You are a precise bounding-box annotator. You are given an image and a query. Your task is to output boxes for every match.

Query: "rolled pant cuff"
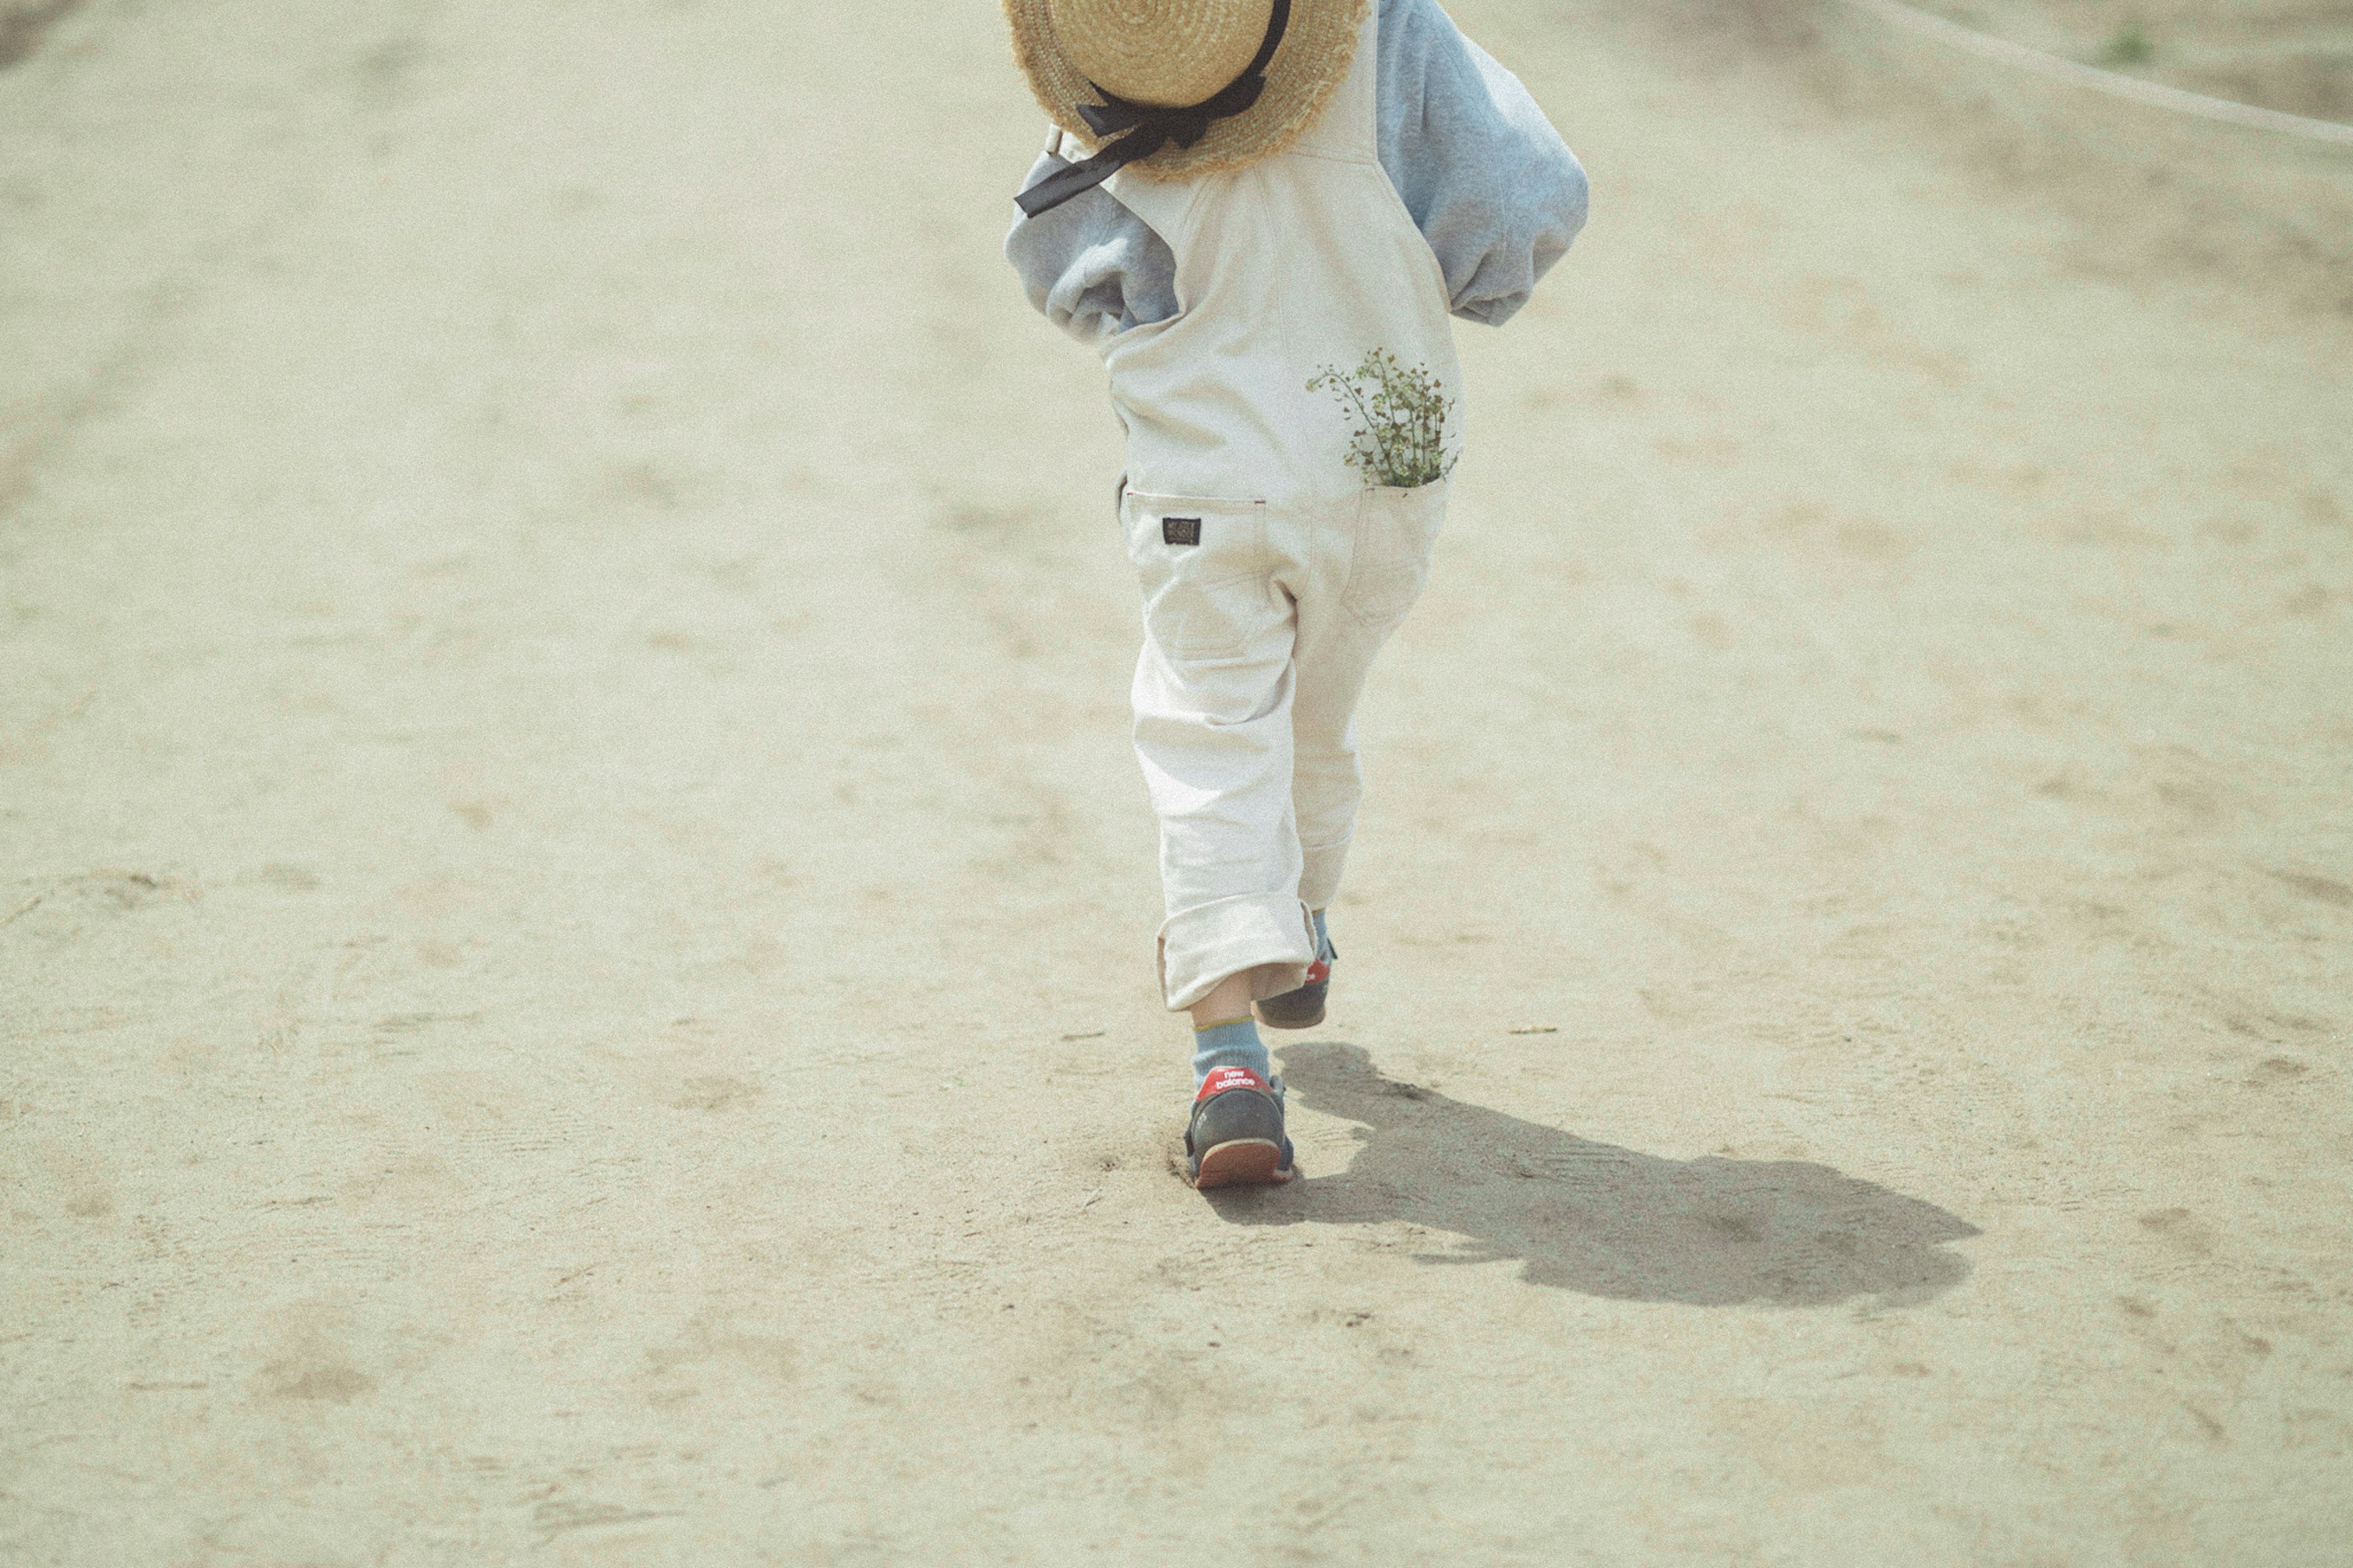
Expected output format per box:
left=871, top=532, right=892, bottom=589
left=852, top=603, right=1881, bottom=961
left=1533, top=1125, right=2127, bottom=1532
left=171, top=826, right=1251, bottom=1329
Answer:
left=1299, top=836, right=1352, bottom=914
left=1158, top=893, right=1317, bottom=1012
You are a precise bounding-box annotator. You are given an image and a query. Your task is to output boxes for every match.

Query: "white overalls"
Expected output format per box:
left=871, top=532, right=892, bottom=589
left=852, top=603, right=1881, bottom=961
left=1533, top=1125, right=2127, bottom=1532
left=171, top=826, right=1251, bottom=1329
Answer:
left=1092, top=5, right=1461, bottom=1012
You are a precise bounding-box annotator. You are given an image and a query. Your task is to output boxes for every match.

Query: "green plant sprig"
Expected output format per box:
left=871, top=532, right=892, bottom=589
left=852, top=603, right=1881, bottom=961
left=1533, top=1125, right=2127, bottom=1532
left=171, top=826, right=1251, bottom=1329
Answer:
left=1307, top=349, right=1458, bottom=489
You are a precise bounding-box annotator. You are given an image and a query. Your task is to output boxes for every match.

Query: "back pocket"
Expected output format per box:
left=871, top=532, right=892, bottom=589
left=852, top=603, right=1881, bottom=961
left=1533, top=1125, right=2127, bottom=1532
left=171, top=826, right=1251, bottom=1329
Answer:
left=1121, top=491, right=1271, bottom=660
left=1341, top=480, right=1448, bottom=629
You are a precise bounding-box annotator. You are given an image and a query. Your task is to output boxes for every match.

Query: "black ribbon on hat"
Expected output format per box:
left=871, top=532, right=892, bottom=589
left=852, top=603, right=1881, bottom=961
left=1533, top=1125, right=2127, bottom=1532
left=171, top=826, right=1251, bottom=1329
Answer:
left=1015, top=0, right=1292, bottom=219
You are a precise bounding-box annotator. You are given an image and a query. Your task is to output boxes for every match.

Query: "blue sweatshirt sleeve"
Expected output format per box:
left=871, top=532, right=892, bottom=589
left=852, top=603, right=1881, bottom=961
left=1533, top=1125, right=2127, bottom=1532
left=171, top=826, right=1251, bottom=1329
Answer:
left=1377, top=0, right=1588, bottom=326
left=1002, top=140, right=1178, bottom=347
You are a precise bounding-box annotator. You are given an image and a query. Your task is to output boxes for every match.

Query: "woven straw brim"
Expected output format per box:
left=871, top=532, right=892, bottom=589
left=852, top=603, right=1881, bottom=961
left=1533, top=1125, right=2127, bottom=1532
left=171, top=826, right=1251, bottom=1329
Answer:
left=1004, top=0, right=1370, bottom=181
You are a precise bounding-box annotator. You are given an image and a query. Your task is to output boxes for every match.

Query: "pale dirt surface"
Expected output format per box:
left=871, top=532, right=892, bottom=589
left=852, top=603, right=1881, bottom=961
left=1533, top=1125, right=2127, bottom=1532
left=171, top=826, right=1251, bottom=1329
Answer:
left=1910, top=0, right=2353, bottom=122
left=3, top=0, right=2350, bottom=1562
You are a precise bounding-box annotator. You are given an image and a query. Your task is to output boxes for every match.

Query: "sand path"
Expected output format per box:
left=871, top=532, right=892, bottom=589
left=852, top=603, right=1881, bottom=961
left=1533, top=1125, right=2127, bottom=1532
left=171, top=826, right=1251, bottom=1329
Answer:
left=4, top=1, right=2349, bottom=1561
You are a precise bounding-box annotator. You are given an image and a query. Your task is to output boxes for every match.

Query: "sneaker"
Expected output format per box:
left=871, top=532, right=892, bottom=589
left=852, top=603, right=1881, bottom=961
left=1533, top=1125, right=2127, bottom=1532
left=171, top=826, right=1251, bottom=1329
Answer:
left=1185, top=1067, right=1295, bottom=1189
left=1254, top=939, right=1335, bottom=1031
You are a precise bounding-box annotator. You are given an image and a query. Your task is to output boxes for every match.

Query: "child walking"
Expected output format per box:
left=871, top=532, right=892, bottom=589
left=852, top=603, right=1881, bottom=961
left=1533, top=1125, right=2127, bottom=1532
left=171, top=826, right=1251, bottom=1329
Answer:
left=1003, top=0, right=1586, bottom=1187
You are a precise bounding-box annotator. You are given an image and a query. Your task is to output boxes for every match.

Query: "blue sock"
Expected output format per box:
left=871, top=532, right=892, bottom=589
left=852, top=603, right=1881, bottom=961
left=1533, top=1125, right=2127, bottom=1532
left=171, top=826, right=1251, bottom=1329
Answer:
left=1311, top=907, right=1331, bottom=960
left=1192, top=1017, right=1270, bottom=1089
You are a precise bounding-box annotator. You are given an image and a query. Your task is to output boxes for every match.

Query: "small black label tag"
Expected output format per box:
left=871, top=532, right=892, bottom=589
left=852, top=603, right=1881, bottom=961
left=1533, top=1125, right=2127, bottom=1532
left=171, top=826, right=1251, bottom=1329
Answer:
left=1163, top=516, right=1202, bottom=547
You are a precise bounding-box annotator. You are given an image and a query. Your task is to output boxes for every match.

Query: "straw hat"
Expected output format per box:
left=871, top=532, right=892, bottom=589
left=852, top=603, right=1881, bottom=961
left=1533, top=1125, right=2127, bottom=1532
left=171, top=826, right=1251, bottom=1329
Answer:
left=1006, top=0, right=1368, bottom=198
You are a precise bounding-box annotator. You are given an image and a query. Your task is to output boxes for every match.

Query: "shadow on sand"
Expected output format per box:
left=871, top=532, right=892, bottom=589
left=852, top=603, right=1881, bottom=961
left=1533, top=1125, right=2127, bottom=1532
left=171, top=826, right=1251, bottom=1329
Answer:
left=1210, top=1043, right=1977, bottom=1308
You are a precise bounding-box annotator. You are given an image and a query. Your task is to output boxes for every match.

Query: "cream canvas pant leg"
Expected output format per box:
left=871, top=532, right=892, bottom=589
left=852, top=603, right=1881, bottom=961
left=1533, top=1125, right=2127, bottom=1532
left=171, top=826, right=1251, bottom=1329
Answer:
left=1122, top=480, right=1447, bottom=1011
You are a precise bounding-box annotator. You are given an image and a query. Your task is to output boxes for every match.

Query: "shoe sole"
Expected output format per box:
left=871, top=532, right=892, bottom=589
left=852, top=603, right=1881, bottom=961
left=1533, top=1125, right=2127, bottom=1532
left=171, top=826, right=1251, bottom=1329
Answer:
left=1254, top=1001, right=1325, bottom=1030
left=1192, top=1138, right=1294, bottom=1190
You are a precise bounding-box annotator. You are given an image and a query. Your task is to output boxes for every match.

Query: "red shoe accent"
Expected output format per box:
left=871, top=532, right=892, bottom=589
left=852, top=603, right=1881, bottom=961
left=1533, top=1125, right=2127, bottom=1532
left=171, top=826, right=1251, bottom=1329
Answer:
left=1195, top=1066, right=1270, bottom=1104
left=1304, top=958, right=1330, bottom=985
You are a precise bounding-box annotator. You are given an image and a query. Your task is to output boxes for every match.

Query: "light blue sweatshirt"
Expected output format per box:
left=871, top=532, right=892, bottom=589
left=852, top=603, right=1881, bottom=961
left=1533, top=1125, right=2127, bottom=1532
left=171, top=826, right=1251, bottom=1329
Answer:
left=1006, top=0, right=1589, bottom=344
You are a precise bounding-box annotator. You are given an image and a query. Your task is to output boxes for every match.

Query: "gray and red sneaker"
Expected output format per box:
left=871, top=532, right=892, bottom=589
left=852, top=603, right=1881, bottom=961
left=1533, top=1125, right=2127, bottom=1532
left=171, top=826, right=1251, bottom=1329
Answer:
left=1185, top=1067, right=1295, bottom=1189
left=1254, top=937, right=1335, bottom=1030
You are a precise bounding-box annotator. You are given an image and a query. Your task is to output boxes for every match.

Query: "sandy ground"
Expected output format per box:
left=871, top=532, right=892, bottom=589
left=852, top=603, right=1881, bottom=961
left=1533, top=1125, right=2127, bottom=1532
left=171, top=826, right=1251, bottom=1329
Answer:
left=3, top=0, right=2350, bottom=1562
left=1914, top=0, right=2353, bottom=122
